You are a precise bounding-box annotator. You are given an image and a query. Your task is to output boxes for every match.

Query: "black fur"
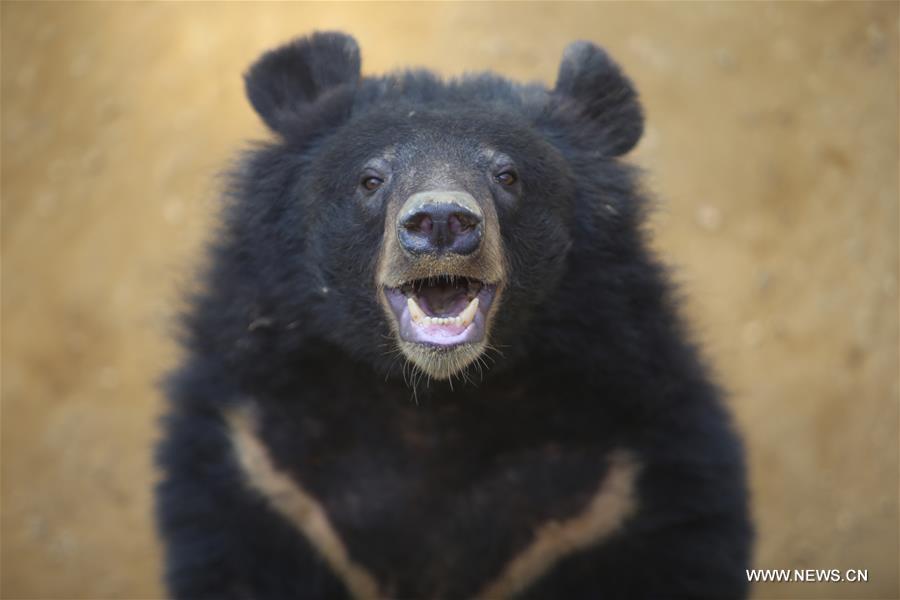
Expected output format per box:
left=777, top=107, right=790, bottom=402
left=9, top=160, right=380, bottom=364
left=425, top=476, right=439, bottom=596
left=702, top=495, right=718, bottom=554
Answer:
left=156, top=32, right=752, bottom=599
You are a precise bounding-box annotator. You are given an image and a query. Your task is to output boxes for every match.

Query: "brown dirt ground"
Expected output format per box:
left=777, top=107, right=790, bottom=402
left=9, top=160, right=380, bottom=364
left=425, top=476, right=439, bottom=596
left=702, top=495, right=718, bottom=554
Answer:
left=2, top=3, right=897, bottom=599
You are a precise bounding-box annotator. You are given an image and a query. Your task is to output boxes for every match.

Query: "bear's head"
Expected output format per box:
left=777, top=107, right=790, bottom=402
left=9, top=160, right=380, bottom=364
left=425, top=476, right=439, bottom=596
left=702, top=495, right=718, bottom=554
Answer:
left=206, top=32, right=645, bottom=384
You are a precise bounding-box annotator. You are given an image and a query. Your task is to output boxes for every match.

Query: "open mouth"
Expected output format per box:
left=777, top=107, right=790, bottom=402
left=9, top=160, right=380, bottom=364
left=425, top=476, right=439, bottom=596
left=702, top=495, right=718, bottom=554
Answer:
left=384, top=277, right=497, bottom=348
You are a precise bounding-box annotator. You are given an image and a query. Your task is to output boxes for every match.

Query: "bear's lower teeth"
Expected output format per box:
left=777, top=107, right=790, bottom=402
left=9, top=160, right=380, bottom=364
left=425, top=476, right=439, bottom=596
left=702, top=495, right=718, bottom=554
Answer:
left=407, top=296, right=479, bottom=328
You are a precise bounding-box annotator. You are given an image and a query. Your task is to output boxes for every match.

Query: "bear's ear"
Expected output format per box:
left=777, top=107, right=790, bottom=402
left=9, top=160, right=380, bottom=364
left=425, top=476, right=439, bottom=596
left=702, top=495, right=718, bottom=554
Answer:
left=553, top=41, right=644, bottom=156
left=244, top=32, right=361, bottom=134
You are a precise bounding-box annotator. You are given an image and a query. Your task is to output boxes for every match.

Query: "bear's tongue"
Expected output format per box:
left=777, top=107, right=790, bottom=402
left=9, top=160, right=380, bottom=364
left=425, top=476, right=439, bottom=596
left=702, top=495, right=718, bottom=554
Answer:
left=415, top=280, right=473, bottom=317
left=384, top=278, right=495, bottom=346
left=403, top=278, right=482, bottom=335
left=406, top=295, right=479, bottom=331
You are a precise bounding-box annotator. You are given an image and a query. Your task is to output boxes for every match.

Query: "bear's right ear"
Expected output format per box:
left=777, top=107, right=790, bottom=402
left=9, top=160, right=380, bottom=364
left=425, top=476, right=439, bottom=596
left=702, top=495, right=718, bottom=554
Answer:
left=553, top=41, right=644, bottom=156
left=244, top=32, right=361, bottom=135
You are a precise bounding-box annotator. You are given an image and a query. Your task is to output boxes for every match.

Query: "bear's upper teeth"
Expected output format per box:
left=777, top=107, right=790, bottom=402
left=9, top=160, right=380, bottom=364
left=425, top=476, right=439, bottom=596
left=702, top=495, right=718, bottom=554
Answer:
left=456, top=296, right=479, bottom=325
left=407, top=296, right=427, bottom=322
left=407, top=296, right=479, bottom=328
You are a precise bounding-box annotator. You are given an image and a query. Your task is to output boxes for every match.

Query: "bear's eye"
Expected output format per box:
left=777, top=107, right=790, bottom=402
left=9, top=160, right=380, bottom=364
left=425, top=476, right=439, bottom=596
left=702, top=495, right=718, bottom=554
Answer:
left=361, top=176, right=384, bottom=192
left=495, top=171, right=518, bottom=186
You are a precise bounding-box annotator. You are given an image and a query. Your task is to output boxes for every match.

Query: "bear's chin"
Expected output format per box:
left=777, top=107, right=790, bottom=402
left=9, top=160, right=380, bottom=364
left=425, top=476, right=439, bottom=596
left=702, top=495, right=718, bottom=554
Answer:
left=396, top=339, right=489, bottom=381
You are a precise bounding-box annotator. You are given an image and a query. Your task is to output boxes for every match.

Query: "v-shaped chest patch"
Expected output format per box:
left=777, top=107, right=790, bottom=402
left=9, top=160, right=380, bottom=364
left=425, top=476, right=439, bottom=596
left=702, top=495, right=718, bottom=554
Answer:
left=227, top=407, right=639, bottom=599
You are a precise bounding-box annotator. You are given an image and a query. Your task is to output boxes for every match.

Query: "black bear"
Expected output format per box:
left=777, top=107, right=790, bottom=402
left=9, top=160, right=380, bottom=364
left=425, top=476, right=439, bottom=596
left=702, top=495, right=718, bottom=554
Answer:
left=156, top=32, right=752, bottom=599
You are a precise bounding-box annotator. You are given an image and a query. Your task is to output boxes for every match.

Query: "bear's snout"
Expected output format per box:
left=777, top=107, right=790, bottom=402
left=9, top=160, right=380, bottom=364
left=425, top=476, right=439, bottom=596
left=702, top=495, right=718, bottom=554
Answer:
left=397, top=191, right=484, bottom=257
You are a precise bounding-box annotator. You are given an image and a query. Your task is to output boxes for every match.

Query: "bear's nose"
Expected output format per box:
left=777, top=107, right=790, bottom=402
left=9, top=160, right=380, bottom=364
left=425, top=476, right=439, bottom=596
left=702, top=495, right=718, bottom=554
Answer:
left=398, top=192, right=484, bottom=256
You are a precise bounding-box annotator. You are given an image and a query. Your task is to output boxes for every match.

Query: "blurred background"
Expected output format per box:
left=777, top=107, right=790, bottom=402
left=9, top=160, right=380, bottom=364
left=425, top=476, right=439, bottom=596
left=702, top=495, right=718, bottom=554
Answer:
left=2, top=2, right=897, bottom=599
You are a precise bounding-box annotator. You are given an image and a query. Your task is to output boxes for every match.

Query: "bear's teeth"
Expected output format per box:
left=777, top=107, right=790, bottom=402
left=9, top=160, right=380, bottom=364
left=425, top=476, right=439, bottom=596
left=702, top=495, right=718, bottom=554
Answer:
left=407, top=296, right=427, bottom=323
left=407, top=296, right=479, bottom=329
left=457, top=297, right=479, bottom=326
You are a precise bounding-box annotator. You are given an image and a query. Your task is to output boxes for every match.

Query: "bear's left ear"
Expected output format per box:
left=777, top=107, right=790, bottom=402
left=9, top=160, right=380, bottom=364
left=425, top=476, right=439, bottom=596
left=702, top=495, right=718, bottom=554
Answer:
left=553, top=41, right=644, bottom=156
left=244, top=32, right=361, bottom=135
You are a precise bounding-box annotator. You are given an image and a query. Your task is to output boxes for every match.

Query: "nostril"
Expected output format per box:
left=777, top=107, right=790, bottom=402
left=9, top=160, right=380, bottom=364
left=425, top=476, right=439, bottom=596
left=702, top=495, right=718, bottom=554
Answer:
left=404, top=213, right=433, bottom=235
left=449, top=212, right=481, bottom=234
